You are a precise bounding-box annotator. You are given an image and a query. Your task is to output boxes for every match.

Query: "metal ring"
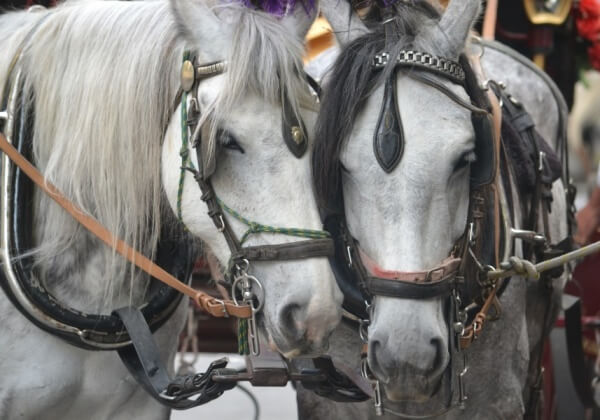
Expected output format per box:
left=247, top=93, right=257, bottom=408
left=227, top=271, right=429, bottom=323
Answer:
left=231, top=274, right=264, bottom=313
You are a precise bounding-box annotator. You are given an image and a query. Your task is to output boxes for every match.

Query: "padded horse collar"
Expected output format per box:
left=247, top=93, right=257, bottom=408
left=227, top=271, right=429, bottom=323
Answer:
left=0, top=39, right=195, bottom=350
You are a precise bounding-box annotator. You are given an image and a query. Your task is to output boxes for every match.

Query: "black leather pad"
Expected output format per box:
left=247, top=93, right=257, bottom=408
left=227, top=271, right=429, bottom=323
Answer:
left=282, top=92, right=308, bottom=158
left=373, top=72, right=404, bottom=173
left=470, top=113, right=496, bottom=188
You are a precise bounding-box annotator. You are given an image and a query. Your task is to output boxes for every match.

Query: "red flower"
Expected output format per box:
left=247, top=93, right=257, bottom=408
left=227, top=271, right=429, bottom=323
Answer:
left=577, top=0, right=600, bottom=41
left=589, top=42, right=600, bottom=71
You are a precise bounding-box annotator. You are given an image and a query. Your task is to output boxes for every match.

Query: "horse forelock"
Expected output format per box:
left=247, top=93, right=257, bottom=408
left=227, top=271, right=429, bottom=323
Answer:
left=203, top=5, right=315, bottom=166
left=313, top=2, right=441, bottom=213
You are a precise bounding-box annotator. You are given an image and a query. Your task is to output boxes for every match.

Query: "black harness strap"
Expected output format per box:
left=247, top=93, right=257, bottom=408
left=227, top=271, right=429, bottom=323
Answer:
left=114, top=307, right=236, bottom=409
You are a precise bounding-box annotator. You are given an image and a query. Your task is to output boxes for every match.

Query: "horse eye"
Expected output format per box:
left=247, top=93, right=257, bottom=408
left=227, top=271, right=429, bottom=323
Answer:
left=220, top=130, right=245, bottom=154
left=454, top=151, right=476, bottom=172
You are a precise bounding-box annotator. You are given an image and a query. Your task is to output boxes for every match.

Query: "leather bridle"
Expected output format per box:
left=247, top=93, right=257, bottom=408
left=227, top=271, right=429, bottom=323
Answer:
left=322, top=48, right=506, bottom=416
left=174, top=53, right=336, bottom=355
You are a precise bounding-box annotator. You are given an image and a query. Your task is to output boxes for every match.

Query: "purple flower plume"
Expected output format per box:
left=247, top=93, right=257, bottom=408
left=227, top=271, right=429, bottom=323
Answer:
left=238, top=0, right=316, bottom=17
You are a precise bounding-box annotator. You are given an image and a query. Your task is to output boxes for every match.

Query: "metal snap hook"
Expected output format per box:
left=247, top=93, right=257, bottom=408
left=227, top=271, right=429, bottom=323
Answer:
left=234, top=258, right=250, bottom=275
left=232, top=273, right=264, bottom=313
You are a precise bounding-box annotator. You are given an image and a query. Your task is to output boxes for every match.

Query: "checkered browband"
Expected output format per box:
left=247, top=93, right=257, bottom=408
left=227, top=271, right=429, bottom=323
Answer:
left=372, top=50, right=465, bottom=84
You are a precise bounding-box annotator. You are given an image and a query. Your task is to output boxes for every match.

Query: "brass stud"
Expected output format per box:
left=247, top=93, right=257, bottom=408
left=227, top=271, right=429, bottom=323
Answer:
left=291, top=126, right=304, bottom=145
left=181, top=60, right=195, bottom=93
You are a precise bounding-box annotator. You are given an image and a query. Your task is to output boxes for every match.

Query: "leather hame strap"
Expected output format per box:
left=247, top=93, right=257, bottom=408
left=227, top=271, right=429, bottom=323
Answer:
left=0, top=131, right=252, bottom=319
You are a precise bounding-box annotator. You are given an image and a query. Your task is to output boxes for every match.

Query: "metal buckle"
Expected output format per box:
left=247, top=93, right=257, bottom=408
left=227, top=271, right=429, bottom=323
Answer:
left=425, top=266, right=445, bottom=282
left=468, top=222, right=477, bottom=246
left=346, top=245, right=353, bottom=267
left=212, top=298, right=228, bottom=318
left=216, top=215, right=226, bottom=233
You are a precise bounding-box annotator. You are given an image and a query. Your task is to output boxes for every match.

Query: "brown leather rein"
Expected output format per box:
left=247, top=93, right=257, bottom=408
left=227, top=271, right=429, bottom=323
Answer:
left=0, top=130, right=252, bottom=319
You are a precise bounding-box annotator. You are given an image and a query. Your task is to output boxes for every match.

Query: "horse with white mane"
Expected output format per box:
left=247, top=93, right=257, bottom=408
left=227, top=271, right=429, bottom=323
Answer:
left=298, top=0, right=571, bottom=418
left=0, top=0, right=344, bottom=418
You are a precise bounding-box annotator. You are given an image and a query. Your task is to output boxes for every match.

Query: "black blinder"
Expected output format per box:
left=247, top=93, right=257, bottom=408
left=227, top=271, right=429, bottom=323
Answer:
left=460, top=54, right=496, bottom=189
left=470, top=113, right=496, bottom=188
left=199, top=123, right=217, bottom=179
left=282, top=92, right=308, bottom=158
left=373, top=72, right=404, bottom=173
left=192, top=123, right=217, bottom=180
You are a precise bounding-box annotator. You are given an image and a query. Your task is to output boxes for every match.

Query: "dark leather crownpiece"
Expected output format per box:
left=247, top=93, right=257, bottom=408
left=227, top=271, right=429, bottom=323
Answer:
left=373, top=72, right=404, bottom=173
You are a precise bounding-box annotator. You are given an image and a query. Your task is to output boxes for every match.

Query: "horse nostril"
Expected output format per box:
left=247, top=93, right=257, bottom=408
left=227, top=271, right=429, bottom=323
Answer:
left=278, top=303, right=305, bottom=339
left=367, top=338, right=390, bottom=383
left=429, top=336, right=448, bottom=380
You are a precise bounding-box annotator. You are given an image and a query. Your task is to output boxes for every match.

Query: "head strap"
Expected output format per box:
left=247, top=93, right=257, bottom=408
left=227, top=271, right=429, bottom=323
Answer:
left=372, top=50, right=466, bottom=83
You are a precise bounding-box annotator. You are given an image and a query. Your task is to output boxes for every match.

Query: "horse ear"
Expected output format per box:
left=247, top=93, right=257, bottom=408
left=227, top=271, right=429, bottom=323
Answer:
left=425, top=0, right=482, bottom=57
left=279, top=0, right=321, bottom=40
left=320, top=0, right=369, bottom=47
left=170, top=0, right=231, bottom=61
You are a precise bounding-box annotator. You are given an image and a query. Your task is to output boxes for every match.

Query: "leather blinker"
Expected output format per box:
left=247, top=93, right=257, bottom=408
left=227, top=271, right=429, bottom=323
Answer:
left=373, top=72, right=404, bottom=173
left=470, top=113, right=495, bottom=188
left=199, top=123, right=217, bottom=179
left=282, top=92, right=308, bottom=158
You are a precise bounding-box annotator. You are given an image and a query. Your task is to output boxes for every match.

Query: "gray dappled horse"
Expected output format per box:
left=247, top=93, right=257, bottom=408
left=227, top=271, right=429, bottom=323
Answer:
left=299, top=0, right=570, bottom=418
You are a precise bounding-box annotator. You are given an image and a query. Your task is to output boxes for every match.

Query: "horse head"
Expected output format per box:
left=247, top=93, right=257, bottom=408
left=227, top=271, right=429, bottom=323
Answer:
left=317, top=0, right=483, bottom=402
left=164, top=0, right=343, bottom=357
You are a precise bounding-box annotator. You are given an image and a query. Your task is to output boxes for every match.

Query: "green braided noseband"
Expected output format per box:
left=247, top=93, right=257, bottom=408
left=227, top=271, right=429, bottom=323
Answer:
left=217, top=198, right=330, bottom=245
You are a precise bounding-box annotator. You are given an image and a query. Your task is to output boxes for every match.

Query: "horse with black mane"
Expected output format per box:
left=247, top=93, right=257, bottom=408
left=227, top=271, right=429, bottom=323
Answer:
left=300, top=0, right=572, bottom=418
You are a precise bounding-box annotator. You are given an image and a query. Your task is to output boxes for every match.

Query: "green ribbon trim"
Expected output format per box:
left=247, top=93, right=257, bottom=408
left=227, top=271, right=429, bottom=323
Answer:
left=238, top=319, right=250, bottom=355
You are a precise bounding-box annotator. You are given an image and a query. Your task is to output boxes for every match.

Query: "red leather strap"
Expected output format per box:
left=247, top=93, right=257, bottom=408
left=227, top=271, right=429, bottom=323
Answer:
left=359, top=249, right=461, bottom=283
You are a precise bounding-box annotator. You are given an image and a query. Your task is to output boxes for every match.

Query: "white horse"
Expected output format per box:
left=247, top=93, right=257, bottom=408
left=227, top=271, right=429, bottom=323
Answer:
left=0, top=1, right=343, bottom=418
left=298, top=0, right=570, bottom=418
